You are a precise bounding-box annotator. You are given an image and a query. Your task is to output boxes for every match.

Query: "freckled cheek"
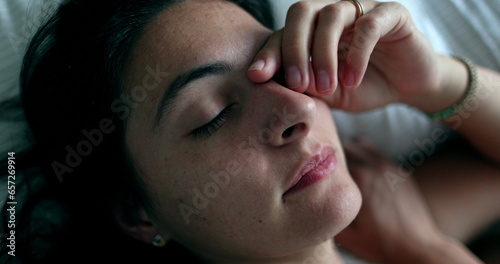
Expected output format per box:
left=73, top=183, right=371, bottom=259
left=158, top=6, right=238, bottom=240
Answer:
left=152, top=155, right=241, bottom=200
left=148, top=131, right=274, bottom=220
left=152, top=161, right=269, bottom=229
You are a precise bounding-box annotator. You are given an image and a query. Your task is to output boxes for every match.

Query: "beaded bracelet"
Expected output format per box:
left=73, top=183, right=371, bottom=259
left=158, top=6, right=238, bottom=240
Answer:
left=425, top=56, right=478, bottom=120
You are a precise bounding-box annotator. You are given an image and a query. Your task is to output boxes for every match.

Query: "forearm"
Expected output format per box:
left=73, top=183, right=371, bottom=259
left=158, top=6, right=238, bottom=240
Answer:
left=386, top=232, right=483, bottom=264
left=410, top=55, right=500, bottom=164
left=445, top=64, right=500, bottom=164
left=413, top=139, right=500, bottom=241
left=406, top=237, right=484, bottom=264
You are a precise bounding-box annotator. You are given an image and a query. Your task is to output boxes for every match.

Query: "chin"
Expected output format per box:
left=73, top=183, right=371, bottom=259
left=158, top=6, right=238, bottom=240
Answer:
left=289, top=168, right=362, bottom=242
left=320, top=171, right=362, bottom=238
left=330, top=176, right=362, bottom=235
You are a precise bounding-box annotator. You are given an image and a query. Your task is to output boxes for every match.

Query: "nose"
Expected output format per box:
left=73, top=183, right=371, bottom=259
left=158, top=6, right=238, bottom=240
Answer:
left=249, top=81, right=316, bottom=147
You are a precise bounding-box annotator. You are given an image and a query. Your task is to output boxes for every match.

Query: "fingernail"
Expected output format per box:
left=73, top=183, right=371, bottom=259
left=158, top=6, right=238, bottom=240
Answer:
left=317, top=71, right=331, bottom=93
left=286, top=66, right=302, bottom=89
left=343, top=70, right=356, bottom=88
left=248, top=59, right=265, bottom=71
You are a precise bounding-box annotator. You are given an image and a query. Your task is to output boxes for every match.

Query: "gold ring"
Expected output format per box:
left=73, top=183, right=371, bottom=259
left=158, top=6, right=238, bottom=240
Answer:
left=342, top=0, right=365, bottom=19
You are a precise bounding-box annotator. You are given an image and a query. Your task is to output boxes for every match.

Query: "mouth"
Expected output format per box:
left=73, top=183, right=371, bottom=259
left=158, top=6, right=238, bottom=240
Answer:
left=283, top=146, right=337, bottom=197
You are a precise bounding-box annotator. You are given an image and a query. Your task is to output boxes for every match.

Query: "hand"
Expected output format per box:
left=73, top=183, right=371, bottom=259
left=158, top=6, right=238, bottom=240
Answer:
left=335, top=141, right=482, bottom=264
left=247, top=0, right=444, bottom=112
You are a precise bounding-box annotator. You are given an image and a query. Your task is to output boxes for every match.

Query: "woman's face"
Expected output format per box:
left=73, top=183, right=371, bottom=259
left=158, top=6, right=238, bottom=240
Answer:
left=125, top=0, right=361, bottom=261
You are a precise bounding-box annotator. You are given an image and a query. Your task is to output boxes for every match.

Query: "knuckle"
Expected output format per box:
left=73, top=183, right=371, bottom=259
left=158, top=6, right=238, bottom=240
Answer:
left=320, top=4, right=344, bottom=19
left=281, top=41, right=304, bottom=54
left=381, top=1, right=411, bottom=17
left=351, top=17, right=379, bottom=50
left=382, top=1, right=405, bottom=11
left=359, top=16, right=380, bottom=35
left=288, top=1, right=315, bottom=17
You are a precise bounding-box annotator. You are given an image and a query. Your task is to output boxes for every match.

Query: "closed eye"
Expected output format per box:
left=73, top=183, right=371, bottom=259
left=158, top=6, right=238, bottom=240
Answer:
left=191, top=105, right=233, bottom=139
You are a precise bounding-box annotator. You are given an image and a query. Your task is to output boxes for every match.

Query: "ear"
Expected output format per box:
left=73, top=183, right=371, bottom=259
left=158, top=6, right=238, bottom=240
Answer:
left=114, top=205, right=169, bottom=245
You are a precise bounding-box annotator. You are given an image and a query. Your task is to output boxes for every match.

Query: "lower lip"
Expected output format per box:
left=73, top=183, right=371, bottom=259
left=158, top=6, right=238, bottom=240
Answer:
left=284, top=154, right=337, bottom=196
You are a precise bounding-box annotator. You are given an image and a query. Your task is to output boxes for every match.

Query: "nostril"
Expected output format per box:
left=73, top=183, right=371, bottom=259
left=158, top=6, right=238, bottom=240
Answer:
left=282, top=123, right=305, bottom=138
left=282, top=126, right=295, bottom=138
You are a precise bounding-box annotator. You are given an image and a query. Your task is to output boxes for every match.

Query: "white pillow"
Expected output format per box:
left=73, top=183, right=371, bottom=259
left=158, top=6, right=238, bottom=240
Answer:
left=0, top=0, right=60, bottom=153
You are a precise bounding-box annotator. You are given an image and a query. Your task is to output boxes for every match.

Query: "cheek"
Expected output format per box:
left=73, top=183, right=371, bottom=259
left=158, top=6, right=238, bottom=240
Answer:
left=146, top=142, right=271, bottom=224
left=148, top=151, right=281, bottom=256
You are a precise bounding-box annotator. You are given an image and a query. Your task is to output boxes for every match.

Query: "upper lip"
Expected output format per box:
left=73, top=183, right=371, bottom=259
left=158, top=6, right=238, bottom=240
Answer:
left=284, top=145, right=335, bottom=195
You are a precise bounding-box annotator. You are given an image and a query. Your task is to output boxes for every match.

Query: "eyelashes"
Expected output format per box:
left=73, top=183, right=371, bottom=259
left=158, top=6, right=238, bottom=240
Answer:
left=191, top=104, right=233, bottom=139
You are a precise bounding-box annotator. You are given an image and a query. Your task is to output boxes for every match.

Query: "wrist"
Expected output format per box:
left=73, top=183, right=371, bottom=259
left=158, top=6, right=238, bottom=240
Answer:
left=404, top=55, right=469, bottom=114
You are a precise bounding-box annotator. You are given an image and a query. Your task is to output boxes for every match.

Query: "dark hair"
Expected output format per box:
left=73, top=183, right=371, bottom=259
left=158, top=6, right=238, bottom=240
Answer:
left=1, top=0, right=274, bottom=263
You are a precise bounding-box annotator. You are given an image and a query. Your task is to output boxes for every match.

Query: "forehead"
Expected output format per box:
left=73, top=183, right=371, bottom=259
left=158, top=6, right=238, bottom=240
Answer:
left=128, top=0, right=261, bottom=77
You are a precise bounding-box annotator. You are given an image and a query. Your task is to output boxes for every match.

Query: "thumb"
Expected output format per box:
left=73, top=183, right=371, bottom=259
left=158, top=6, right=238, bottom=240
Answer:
left=247, top=30, right=282, bottom=83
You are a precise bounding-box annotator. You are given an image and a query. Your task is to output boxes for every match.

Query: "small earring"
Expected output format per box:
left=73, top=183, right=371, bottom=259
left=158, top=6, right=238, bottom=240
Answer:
left=152, top=234, right=166, bottom=247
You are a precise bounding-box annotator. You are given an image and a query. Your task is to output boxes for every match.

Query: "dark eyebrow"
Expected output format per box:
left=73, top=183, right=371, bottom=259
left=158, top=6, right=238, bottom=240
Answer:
left=153, top=62, right=234, bottom=128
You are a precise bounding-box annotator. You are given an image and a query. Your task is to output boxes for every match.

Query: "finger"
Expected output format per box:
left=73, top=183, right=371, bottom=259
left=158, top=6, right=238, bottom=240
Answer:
left=310, top=1, right=358, bottom=95
left=247, top=30, right=283, bottom=83
left=281, top=1, right=320, bottom=92
left=309, top=61, right=346, bottom=108
left=343, top=1, right=411, bottom=89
